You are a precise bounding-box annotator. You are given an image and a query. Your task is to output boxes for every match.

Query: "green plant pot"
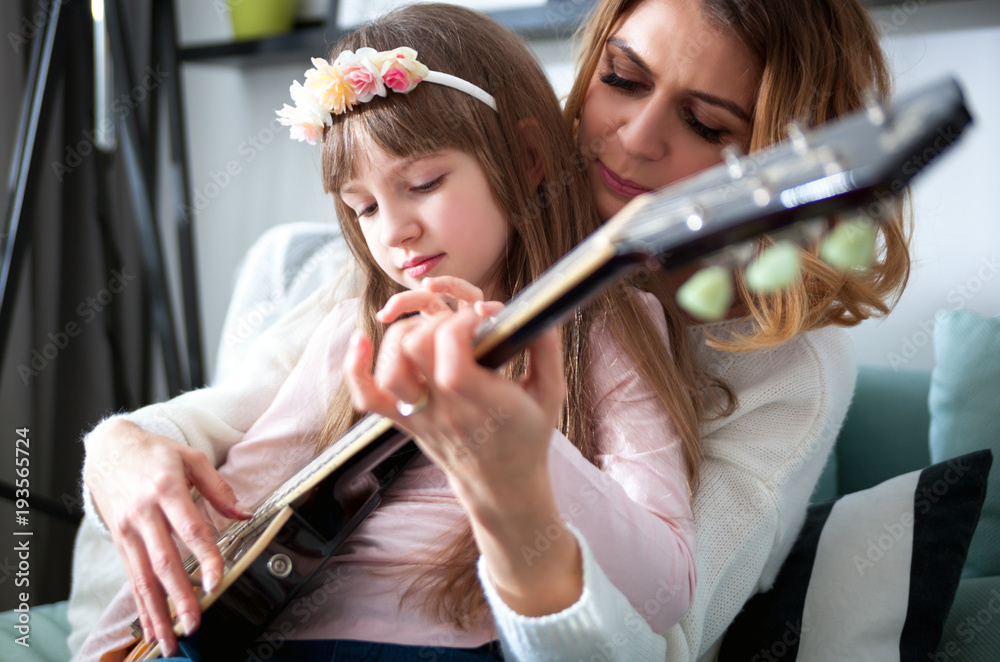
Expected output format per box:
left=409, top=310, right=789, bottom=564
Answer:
left=229, top=0, right=299, bottom=41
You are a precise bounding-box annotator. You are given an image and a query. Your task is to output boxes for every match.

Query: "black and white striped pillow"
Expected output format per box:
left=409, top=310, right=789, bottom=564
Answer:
left=719, top=449, right=992, bottom=662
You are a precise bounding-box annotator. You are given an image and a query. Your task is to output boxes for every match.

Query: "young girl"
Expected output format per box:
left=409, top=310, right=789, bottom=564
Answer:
left=78, top=4, right=699, bottom=660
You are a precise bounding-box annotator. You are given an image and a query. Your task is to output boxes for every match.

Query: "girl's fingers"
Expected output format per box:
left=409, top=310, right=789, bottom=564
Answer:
left=377, top=289, right=451, bottom=324
left=420, top=276, right=485, bottom=308
left=377, top=276, right=487, bottom=323
left=474, top=300, right=505, bottom=317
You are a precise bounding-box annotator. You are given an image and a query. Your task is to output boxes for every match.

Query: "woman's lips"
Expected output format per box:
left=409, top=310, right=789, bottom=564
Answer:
left=598, top=162, right=652, bottom=197
left=403, top=254, right=444, bottom=278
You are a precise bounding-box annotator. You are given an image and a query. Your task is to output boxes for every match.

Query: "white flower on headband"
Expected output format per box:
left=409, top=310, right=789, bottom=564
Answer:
left=275, top=80, right=330, bottom=145
left=277, top=46, right=497, bottom=144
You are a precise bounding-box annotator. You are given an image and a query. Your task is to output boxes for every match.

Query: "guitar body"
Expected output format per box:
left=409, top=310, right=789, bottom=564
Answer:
left=125, top=439, right=420, bottom=662
left=119, top=76, right=972, bottom=660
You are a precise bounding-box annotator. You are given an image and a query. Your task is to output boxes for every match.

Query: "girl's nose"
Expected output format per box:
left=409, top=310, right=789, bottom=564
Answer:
left=379, top=204, right=421, bottom=247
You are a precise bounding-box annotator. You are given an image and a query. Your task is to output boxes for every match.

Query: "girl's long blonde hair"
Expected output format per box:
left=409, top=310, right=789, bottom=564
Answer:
left=314, top=3, right=705, bottom=630
left=565, top=0, right=912, bottom=351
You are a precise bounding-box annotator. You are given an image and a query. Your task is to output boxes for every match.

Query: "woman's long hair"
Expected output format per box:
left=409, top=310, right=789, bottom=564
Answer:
left=315, top=3, right=703, bottom=630
left=565, top=0, right=911, bottom=351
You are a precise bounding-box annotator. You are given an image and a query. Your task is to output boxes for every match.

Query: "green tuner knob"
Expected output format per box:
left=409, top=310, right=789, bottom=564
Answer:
left=745, top=241, right=802, bottom=293
left=820, top=218, right=877, bottom=271
left=677, top=266, right=734, bottom=322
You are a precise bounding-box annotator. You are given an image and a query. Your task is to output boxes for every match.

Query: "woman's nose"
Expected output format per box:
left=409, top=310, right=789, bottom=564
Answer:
left=617, top=98, right=670, bottom=162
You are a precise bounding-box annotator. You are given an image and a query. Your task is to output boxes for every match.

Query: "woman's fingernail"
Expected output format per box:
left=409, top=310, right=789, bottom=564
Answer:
left=202, top=570, right=220, bottom=594
left=160, top=639, right=175, bottom=657
left=234, top=501, right=254, bottom=518
left=180, top=613, right=197, bottom=636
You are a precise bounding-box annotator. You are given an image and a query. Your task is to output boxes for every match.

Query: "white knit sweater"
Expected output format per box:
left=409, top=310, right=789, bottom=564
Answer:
left=74, top=294, right=854, bottom=661
left=482, top=323, right=856, bottom=661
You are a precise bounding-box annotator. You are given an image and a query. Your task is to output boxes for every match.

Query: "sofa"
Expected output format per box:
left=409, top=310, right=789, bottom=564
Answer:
left=3, top=225, right=996, bottom=660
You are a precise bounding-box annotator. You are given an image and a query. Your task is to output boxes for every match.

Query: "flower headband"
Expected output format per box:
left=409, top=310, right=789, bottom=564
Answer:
left=276, top=46, right=498, bottom=145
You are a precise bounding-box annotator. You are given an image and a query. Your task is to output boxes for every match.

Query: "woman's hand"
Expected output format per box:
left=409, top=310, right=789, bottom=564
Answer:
left=83, top=419, right=251, bottom=656
left=345, top=277, right=583, bottom=615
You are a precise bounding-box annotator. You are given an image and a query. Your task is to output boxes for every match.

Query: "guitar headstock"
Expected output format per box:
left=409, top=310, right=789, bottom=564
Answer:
left=607, top=76, right=972, bottom=319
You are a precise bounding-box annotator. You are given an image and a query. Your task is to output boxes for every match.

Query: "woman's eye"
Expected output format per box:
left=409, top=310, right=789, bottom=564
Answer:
left=413, top=175, right=445, bottom=193
left=683, top=111, right=725, bottom=145
left=599, top=70, right=642, bottom=94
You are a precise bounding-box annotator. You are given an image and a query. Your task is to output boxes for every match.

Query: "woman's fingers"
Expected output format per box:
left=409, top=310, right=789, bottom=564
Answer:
left=345, top=332, right=404, bottom=415
left=522, top=327, right=565, bottom=418
left=127, top=520, right=186, bottom=655
left=184, top=448, right=253, bottom=523
left=373, top=317, right=434, bottom=408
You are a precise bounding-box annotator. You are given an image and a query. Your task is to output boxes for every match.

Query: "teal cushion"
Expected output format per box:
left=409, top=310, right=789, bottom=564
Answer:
left=935, top=575, right=1000, bottom=661
left=0, top=601, right=71, bottom=662
left=929, top=309, right=1000, bottom=578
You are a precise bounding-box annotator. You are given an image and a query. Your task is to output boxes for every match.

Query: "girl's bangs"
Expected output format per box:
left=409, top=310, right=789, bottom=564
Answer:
left=325, top=85, right=488, bottom=194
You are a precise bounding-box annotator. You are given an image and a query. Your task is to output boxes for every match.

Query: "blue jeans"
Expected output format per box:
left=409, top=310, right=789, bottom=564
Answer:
left=159, top=638, right=504, bottom=661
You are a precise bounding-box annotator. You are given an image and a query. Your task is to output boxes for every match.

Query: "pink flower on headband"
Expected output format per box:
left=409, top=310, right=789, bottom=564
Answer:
left=376, top=47, right=429, bottom=93
left=304, top=56, right=358, bottom=115
left=334, top=48, right=386, bottom=103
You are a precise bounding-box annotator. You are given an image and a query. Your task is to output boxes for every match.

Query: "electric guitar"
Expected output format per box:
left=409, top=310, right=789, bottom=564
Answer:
left=122, top=76, right=972, bottom=661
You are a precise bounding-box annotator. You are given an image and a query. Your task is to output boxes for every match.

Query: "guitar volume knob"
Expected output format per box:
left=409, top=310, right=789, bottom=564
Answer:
left=267, top=553, right=293, bottom=579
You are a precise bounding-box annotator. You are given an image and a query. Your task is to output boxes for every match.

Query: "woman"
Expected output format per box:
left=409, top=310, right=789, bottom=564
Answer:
left=77, top=0, right=909, bottom=659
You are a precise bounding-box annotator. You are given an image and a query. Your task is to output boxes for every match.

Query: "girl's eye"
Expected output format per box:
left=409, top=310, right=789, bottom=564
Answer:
left=683, top=110, right=725, bottom=145
left=357, top=202, right=378, bottom=218
left=413, top=175, right=445, bottom=193
left=599, top=70, right=642, bottom=95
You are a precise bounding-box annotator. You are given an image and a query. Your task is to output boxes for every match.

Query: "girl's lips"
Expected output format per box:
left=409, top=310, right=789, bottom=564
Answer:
left=598, top=162, right=652, bottom=197
left=403, top=254, right=444, bottom=278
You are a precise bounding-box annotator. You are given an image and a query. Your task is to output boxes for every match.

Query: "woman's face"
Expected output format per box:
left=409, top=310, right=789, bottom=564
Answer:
left=578, top=0, right=760, bottom=220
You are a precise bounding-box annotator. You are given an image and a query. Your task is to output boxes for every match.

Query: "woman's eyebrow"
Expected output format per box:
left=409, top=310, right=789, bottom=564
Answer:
left=689, top=90, right=751, bottom=123
left=607, top=37, right=653, bottom=76
left=605, top=37, right=751, bottom=123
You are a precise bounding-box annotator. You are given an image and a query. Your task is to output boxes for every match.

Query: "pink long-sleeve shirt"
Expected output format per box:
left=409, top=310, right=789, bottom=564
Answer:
left=80, top=292, right=694, bottom=659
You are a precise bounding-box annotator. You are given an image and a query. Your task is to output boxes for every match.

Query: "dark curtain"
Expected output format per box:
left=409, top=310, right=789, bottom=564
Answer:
left=1, top=0, right=168, bottom=609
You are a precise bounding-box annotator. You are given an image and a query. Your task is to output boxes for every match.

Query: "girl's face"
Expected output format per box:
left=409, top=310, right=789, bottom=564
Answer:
left=340, top=147, right=509, bottom=297
left=578, top=0, right=759, bottom=220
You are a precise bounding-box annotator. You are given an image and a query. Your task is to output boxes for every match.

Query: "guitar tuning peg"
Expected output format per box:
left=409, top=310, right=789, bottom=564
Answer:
left=721, top=144, right=744, bottom=180
left=785, top=122, right=810, bottom=157
left=862, top=88, right=888, bottom=126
